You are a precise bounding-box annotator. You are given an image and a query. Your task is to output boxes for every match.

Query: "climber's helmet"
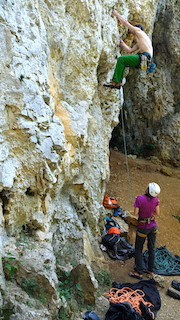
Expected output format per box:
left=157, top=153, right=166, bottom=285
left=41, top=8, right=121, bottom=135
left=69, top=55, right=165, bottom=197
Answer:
left=148, top=182, right=161, bottom=197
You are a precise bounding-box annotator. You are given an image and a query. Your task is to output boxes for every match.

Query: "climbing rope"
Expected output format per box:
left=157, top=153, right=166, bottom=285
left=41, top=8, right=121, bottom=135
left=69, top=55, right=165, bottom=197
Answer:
left=143, top=246, right=180, bottom=274
left=103, top=287, right=155, bottom=319
left=120, top=91, right=133, bottom=203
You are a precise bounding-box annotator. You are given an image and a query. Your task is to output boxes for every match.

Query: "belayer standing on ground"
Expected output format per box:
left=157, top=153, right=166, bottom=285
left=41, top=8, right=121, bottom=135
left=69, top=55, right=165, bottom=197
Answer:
left=104, top=9, right=153, bottom=89
left=129, top=182, right=161, bottom=280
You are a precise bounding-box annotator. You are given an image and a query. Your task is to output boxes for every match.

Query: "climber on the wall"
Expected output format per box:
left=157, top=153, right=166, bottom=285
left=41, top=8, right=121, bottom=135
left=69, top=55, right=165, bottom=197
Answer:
left=103, top=9, right=153, bottom=89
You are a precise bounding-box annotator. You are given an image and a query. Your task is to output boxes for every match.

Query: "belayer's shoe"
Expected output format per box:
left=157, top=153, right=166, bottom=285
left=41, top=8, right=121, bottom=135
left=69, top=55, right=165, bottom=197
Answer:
left=143, top=269, right=154, bottom=275
left=167, top=286, right=180, bottom=300
left=171, top=280, right=180, bottom=291
left=128, top=272, right=143, bottom=280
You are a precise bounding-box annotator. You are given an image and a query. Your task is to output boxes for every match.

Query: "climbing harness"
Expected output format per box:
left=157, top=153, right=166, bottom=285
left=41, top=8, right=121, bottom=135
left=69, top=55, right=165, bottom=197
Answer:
left=120, top=92, right=133, bottom=203
left=103, top=287, right=155, bottom=319
left=138, top=216, right=155, bottom=224
left=138, top=52, right=156, bottom=76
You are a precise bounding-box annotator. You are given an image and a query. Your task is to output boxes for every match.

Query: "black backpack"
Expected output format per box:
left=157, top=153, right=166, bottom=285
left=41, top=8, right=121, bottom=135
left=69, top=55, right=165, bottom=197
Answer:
left=102, top=217, right=134, bottom=260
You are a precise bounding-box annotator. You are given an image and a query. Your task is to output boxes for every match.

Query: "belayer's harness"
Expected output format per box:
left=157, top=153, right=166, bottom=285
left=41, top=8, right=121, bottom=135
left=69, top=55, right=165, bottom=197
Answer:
left=138, top=215, right=155, bottom=224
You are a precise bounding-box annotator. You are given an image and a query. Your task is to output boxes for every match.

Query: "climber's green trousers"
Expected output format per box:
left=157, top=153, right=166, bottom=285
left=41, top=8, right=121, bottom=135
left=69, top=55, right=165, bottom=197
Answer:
left=112, top=54, right=140, bottom=83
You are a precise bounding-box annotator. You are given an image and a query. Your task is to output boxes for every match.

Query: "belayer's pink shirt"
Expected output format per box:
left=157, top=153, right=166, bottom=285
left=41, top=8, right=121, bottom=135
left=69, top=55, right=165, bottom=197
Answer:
left=134, top=194, right=159, bottom=229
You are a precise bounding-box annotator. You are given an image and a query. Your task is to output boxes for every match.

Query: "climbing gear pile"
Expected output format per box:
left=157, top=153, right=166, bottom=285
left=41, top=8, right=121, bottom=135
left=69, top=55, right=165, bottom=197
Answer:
left=105, top=279, right=161, bottom=320
left=102, top=217, right=135, bottom=260
left=103, top=195, right=119, bottom=210
left=104, top=287, right=155, bottom=318
left=104, top=216, right=121, bottom=232
left=102, top=217, right=121, bottom=250
left=103, top=196, right=127, bottom=218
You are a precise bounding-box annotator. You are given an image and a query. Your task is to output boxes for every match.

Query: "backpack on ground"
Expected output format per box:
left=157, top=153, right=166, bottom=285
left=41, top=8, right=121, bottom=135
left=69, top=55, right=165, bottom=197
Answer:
left=102, top=217, right=134, bottom=261
left=103, top=195, right=120, bottom=209
left=104, top=216, right=121, bottom=233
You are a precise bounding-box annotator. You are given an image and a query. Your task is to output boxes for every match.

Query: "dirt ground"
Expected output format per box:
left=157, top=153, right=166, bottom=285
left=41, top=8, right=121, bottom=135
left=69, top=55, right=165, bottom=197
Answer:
left=94, top=150, right=180, bottom=320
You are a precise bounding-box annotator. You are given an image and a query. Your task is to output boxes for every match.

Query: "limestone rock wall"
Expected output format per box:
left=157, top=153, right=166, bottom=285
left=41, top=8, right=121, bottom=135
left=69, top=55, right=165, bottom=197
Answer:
left=112, top=0, right=180, bottom=166
left=0, top=0, right=175, bottom=318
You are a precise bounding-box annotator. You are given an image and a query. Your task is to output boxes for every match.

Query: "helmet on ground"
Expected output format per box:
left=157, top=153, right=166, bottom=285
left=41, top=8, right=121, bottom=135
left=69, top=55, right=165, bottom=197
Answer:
left=148, top=182, right=161, bottom=197
left=107, top=226, right=121, bottom=235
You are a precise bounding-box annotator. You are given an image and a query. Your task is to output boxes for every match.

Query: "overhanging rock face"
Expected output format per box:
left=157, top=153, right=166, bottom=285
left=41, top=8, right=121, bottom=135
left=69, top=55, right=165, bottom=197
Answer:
left=0, top=0, right=177, bottom=318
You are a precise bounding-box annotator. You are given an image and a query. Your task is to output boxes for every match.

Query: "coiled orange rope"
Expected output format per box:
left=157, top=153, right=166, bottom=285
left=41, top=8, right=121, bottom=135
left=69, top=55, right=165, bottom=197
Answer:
left=103, top=287, right=155, bottom=319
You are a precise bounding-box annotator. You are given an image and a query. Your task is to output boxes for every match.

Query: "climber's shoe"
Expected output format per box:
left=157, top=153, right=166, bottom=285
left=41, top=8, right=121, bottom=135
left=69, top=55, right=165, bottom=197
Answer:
left=103, top=82, right=122, bottom=89
left=143, top=269, right=154, bottom=275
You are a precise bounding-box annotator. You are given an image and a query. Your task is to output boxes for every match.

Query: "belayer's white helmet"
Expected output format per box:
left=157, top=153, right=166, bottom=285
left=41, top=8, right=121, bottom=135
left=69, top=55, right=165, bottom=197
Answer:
left=148, top=182, right=161, bottom=197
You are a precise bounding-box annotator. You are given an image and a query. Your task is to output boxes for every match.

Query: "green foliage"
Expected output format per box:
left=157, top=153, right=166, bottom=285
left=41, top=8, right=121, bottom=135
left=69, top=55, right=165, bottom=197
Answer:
left=57, top=271, right=83, bottom=301
left=25, top=299, right=33, bottom=308
left=22, top=280, right=47, bottom=305
left=21, top=224, right=31, bottom=238
left=2, top=253, right=18, bottom=280
left=145, top=143, right=157, bottom=150
left=57, top=272, right=74, bottom=300
left=21, top=279, right=37, bottom=295
left=19, top=74, right=24, bottom=82
left=133, top=143, right=157, bottom=157
left=5, top=263, right=17, bottom=278
left=94, top=270, right=111, bottom=286
left=172, top=214, right=180, bottom=221
left=55, top=268, right=109, bottom=318
left=0, top=307, right=14, bottom=319
left=39, top=295, right=47, bottom=304
left=133, top=145, right=141, bottom=155
left=15, top=225, right=36, bottom=251
left=76, top=283, right=83, bottom=296
left=70, top=261, right=77, bottom=267
left=56, top=308, right=71, bottom=320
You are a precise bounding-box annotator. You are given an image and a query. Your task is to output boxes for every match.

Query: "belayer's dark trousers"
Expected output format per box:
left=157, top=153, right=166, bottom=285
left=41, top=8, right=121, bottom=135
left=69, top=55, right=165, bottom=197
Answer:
left=135, top=226, right=157, bottom=275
